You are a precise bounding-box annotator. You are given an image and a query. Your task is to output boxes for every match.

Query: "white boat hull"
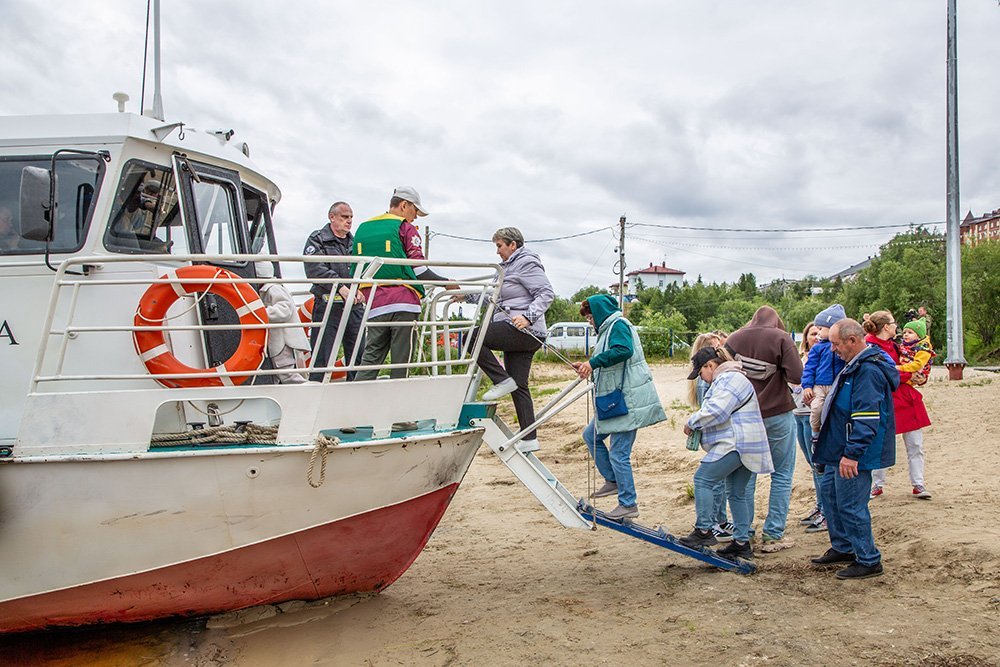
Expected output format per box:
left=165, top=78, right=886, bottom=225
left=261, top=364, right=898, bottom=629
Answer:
left=0, top=430, right=482, bottom=632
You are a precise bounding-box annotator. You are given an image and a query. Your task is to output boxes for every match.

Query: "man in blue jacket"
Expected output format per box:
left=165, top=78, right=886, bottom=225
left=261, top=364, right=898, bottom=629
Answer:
left=811, top=318, right=899, bottom=579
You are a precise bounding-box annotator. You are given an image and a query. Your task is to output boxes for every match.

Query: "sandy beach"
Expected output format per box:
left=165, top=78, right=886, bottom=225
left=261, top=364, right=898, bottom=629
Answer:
left=5, top=362, right=1000, bottom=666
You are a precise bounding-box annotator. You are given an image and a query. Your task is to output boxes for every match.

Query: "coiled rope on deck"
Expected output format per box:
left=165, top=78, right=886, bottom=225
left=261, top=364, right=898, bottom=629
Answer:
left=150, top=423, right=279, bottom=446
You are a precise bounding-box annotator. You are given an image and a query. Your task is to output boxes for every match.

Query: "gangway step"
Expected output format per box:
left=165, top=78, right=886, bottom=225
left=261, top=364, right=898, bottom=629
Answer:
left=577, top=501, right=756, bottom=575
left=473, top=416, right=592, bottom=529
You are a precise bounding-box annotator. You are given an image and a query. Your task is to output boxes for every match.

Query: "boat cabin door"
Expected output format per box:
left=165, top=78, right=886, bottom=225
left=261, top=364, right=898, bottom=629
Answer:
left=173, top=156, right=276, bottom=382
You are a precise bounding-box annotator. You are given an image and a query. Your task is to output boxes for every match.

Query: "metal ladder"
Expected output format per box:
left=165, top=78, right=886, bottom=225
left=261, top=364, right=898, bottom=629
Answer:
left=577, top=502, right=756, bottom=575
left=472, top=378, right=755, bottom=574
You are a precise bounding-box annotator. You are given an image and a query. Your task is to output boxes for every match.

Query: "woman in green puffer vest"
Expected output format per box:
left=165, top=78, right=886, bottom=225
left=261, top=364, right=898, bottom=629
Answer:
left=572, top=294, right=666, bottom=520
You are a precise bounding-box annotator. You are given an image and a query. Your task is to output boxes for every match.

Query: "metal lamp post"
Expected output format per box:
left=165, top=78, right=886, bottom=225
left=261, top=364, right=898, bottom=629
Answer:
left=944, top=0, right=967, bottom=379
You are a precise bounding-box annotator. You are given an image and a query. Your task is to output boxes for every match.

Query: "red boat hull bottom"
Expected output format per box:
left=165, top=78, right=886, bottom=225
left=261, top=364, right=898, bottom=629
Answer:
left=0, top=483, right=459, bottom=633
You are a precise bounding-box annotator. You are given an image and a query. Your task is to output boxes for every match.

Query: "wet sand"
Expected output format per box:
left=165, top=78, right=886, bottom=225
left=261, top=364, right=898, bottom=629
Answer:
left=3, top=363, right=999, bottom=666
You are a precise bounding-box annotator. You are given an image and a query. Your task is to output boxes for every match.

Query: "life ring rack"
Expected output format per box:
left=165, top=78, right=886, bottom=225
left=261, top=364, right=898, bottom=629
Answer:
left=133, top=265, right=268, bottom=388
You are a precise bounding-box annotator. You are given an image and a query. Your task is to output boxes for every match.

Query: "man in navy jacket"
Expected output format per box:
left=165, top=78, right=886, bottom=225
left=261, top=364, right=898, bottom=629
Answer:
left=811, top=318, right=899, bottom=579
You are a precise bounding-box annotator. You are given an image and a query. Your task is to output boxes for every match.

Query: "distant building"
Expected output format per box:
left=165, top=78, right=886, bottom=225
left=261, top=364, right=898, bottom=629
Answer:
left=828, top=257, right=873, bottom=282
left=759, top=277, right=826, bottom=295
left=961, top=209, right=1000, bottom=245
left=625, top=262, right=685, bottom=294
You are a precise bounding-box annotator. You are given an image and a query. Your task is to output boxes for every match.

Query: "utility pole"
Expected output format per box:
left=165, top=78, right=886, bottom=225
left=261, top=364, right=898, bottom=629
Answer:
left=944, top=0, right=966, bottom=380
left=617, top=215, right=626, bottom=310
left=423, top=225, right=430, bottom=258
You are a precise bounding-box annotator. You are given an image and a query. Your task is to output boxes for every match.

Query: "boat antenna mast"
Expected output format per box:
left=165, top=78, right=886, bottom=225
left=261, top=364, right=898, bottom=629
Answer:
left=140, top=0, right=165, bottom=120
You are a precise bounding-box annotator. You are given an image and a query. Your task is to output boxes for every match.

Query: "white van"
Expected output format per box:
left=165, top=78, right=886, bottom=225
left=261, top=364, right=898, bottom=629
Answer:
left=545, top=321, right=597, bottom=353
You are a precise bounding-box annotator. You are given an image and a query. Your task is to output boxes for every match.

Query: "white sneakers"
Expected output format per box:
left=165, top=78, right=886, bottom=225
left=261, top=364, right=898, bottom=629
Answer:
left=482, top=377, right=518, bottom=401
left=482, top=378, right=535, bottom=452
left=516, top=438, right=540, bottom=453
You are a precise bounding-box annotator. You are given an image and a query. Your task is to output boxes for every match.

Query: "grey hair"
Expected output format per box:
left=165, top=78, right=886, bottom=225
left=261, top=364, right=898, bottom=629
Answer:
left=492, top=227, right=524, bottom=248
left=833, top=318, right=865, bottom=341
left=328, top=201, right=350, bottom=217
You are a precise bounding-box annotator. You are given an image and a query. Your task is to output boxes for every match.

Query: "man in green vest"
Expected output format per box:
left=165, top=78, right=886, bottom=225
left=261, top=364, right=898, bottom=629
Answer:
left=352, top=186, right=454, bottom=381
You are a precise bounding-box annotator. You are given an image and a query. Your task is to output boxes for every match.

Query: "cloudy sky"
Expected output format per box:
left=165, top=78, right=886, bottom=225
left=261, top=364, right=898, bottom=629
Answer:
left=3, top=1, right=999, bottom=296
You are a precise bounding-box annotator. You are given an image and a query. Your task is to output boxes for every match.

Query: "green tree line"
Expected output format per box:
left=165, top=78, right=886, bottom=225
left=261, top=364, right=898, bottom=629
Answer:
left=552, top=230, right=1000, bottom=362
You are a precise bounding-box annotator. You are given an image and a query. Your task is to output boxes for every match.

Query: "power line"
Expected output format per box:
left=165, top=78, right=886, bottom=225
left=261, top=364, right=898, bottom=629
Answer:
left=571, top=235, right=615, bottom=295
left=430, top=226, right=614, bottom=243
left=629, top=235, right=819, bottom=273
left=430, top=222, right=944, bottom=245
left=629, top=221, right=944, bottom=233
left=627, top=236, right=945, bottom=252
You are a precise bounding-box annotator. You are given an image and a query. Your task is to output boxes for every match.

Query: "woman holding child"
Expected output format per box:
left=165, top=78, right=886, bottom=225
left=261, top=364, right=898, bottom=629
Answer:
left=679, top=346, right=774, bottom=560
left=863, top=311, right=934, bottom=499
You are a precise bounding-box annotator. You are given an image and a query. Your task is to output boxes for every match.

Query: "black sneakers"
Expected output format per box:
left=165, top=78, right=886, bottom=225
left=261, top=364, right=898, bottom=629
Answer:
left=810, top=548, right=856, bottom=566
left=678, top=528, right=718, bottom=549
left=799, top=507, right=821, bottom=525
left=836, top=562, right=884, bottom=580
left=716, top=540, right=753, bottom=560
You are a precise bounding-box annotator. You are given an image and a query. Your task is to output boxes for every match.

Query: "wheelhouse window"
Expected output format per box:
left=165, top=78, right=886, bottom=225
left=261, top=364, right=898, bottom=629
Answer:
left=193, top=180, right=240, bottom=256
left=0, top=155, right=104, bottom=255
left=173, top=159, right=248, bottom=264
left=105, top=160, right=186, bottom=254
left=244, top=186, right=274, bottom=255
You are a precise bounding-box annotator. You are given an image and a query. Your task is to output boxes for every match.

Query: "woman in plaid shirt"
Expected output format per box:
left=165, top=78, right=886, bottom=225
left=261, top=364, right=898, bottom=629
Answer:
left=680, top=347, right=774, bottom=560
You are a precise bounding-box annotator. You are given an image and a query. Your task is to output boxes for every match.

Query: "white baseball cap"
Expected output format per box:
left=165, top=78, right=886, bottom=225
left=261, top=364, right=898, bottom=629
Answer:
left=393, top=186, right=428, bottom=217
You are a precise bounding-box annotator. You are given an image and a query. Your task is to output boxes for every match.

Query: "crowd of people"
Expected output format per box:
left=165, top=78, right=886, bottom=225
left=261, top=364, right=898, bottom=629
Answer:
left=673, top=304, right=935, bottom=579
left=270, top=191, right=935, bottom=579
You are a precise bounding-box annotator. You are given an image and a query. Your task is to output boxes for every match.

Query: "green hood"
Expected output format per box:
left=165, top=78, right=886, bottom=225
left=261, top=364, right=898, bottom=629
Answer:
left=587, top=294, right=620, bottom=330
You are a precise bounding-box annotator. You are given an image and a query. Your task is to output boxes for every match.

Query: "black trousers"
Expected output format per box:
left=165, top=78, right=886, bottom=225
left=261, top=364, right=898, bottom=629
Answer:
left=310, top=297, right=365, bottom=382
left=475, top=321, right=543, bottom=440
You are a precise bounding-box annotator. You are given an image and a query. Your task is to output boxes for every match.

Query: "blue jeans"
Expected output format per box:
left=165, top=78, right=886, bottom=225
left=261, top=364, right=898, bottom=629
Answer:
left=583, top=419, right=637, bottom=507
left=711, top=480, right=729, bottom=525
left=746, top=411, right=796, bottom=539
left=794, top=413, right=823, bottom=513
left=693, top=451, right=753, bottom=543
left=818, top=466, right=881, bottom=566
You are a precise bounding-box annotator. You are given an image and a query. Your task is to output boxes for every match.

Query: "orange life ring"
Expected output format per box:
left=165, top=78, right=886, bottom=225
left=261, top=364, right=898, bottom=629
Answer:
left=297, top=295, right=347, bottom=381
left=133, top=266, right=268, bottom=388
left=298, top=296, right=314, bottom=338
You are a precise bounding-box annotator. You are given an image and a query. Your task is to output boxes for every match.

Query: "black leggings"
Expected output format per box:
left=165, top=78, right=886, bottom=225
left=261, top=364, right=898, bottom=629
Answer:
left=475, top=321, right=543, bottom=440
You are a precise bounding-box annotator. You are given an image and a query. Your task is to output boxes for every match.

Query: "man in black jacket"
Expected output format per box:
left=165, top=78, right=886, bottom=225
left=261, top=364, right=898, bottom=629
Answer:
left=304, top=201, right=365, bottom=381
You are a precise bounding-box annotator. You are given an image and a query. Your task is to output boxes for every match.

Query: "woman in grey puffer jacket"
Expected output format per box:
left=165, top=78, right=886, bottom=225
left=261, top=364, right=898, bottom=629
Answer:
left=474, top=227, right=554, bottom=452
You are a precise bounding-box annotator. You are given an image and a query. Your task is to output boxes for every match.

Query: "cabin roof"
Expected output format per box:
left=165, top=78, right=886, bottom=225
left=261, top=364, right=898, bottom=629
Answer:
left=0, top=113, right=280, bottom=202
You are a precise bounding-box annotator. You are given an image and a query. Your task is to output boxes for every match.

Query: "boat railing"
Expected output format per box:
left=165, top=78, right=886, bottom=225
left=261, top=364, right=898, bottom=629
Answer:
left=29, top=253, right=503, bottom=390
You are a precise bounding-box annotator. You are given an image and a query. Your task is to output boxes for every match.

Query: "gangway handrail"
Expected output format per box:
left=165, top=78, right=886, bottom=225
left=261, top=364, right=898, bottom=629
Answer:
left=494, top=378, right=593, bottom=452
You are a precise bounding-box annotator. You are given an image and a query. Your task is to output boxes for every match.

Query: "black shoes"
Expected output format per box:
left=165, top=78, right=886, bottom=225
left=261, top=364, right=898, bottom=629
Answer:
left=678, top=528, right=718, bottom=549
left=716, top=540, right=753, bottom=560
left=811, top=549, right=883, bottom=578
left=811, top=548, right=856, bottom=566
left=836, top=562, right=884, bottom=580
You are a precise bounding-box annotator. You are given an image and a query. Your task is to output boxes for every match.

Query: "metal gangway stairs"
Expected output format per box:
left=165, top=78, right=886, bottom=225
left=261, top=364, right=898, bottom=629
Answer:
left=471, top=378, right=756, bottom=575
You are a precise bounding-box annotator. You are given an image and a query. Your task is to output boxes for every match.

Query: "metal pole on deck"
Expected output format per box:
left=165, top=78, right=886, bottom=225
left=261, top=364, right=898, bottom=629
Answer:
left=151, top=0, right=164, bottom=121
left=944, top=0, right=966, bottom=379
